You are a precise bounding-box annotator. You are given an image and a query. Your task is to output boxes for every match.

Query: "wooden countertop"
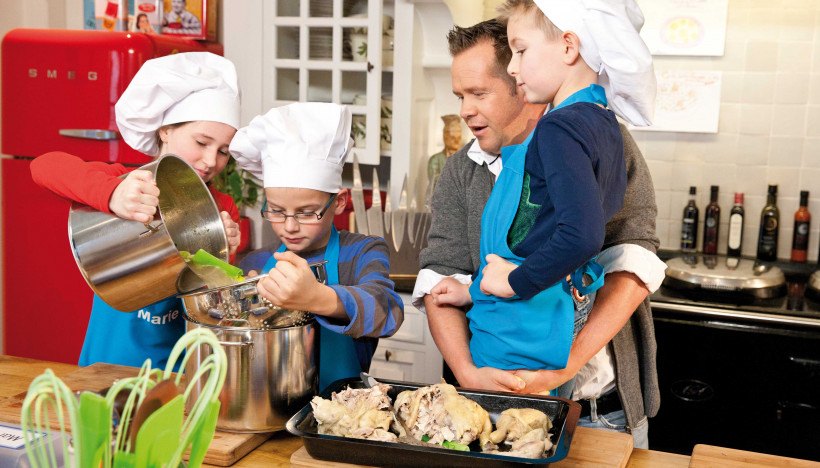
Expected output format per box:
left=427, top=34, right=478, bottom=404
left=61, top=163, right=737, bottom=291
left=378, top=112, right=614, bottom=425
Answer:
left=5, top=354, right=809, bottom=467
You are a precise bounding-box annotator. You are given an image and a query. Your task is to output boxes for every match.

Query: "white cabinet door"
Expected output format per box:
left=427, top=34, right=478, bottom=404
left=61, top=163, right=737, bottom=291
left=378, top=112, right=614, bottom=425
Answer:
left=370, top=295, right=443, bottom=384
left=266, top=0, right=386, bottom=164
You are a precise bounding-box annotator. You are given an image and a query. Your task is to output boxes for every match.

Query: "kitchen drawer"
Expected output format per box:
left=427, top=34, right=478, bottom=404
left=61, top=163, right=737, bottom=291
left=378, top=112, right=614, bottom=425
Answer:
left=387, top=307, right=425, bottom=344
left=372, top=346, right=421, bottom=366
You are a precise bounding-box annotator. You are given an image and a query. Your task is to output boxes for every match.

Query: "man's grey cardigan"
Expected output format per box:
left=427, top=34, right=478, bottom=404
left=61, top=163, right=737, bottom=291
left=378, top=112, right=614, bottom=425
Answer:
left=419, top=125, right=661, bottom=430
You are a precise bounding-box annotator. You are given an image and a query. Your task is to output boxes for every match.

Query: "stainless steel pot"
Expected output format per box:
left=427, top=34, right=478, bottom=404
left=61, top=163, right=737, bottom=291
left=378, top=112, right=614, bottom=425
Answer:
left=68, top=155, right=228, bottom=311
left=184, top=319, right=318, bottom=432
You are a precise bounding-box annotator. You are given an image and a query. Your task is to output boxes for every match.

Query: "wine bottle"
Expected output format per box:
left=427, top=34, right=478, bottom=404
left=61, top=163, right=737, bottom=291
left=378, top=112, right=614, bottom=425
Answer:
left=757, top=185, right=780, bottom=262
left=681, top=186, right=699, bottom=253
left=727, top=193, right=745, bottom=257
left=791, top=190, right=811, bottom=263
left=703, top=185, right=720, bottom=255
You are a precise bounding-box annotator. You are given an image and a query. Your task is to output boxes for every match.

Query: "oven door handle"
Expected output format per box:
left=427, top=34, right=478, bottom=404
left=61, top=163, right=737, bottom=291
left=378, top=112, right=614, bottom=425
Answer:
left=652, top=301, right=820, bottom=329
left=789, top=356, right=820, bottom=371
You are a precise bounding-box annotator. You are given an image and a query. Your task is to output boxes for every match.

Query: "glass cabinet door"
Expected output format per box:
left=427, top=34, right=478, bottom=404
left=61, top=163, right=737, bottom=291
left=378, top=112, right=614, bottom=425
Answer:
left=267, top=0, right=386, bottom=164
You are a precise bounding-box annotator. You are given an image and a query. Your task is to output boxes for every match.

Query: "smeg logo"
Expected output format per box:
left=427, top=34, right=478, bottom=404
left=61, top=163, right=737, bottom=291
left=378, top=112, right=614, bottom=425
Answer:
left=27, top=68, right=99, bottom=81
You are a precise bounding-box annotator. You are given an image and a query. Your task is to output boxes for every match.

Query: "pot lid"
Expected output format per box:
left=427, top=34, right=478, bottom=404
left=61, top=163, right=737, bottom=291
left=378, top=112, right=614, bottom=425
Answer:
left=664, top=255, right=786, bottom=292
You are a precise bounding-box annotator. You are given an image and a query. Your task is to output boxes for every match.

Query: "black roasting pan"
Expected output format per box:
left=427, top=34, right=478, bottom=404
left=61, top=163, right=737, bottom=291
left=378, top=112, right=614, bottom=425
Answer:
left=285, top=378, right=580, bottom=467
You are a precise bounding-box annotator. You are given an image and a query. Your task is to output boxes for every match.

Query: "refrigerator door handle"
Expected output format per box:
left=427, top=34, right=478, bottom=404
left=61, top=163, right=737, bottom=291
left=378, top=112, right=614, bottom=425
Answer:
left=58, top=129, right=119, bottom=140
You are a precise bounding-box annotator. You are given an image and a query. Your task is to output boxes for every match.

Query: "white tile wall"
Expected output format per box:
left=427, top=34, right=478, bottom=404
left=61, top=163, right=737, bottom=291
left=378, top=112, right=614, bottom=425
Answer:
left=635, top=1, right=820, bottom=260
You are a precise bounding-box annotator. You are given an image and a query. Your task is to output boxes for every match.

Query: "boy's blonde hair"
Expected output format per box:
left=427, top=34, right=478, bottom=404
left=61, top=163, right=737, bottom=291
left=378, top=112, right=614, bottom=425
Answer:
left=497, top=0, right=564, bottom=41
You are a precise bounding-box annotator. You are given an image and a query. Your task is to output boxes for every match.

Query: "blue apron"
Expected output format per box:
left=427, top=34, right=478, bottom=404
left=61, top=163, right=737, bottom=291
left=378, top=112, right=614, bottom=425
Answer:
left=262, top=227, right=361, bottom=392
left=78, top=295, right=184, bottom=369
left=468, top=85, right=608, bottom=372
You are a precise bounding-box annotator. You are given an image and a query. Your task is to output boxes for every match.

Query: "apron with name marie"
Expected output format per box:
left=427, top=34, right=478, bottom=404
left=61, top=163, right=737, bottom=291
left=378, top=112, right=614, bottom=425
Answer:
left=78, top=295, right=184, bottom=369
left=468, top=85, right=608, bottom=372
left=262, top=226, right=361, bottom=391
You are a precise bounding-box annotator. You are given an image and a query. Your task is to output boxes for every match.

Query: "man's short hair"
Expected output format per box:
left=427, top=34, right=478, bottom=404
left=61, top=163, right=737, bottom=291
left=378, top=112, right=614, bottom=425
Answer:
left=446, top=19, right=517, bottom=95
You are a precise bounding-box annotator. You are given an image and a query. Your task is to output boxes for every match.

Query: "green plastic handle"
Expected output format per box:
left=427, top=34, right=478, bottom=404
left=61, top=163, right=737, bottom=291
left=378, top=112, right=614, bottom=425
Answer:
left=180, top=249, right=244, bottom=282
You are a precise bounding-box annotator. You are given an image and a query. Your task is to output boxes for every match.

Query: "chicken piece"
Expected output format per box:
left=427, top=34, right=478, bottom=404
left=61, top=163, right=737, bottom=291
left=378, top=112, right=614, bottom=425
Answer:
left=484, top=427, right=552, bottom=459
left=394, top=383, right=492, bottom=448
left=310, top=383, right=396, bottom=441
left=489, top=408, right=552, bottom=445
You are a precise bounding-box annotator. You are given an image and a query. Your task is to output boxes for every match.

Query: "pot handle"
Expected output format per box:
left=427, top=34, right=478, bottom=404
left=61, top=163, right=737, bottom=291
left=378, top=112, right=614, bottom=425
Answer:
left=217, top=340, right=253, bottom=350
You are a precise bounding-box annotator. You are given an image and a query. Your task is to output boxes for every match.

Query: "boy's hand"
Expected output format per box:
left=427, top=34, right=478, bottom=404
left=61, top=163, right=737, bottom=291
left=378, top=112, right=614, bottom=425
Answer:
left=256, top=251, right=336, bottom=313
left=479, top=254, right=516, bottom=298
left=221, top=211, right=240, bottom=256
left=109, top=170, right=159, bottom=223
left=511, top=368, right=574, bottom=395
left=430, top=277, right=472, bottom=307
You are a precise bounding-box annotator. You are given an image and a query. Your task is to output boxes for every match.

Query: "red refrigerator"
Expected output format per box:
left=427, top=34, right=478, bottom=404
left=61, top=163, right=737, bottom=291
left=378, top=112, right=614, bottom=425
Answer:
left=1, top=29, right=221, bottom=364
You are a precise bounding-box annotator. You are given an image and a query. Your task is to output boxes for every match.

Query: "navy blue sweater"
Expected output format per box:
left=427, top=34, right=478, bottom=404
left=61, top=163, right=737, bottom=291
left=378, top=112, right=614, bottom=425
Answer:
left=508, top=103, right=626, bottom=299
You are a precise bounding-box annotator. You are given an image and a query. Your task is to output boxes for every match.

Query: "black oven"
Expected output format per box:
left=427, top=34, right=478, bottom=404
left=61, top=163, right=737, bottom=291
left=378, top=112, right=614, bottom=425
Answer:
left=648, top=284, right=820, bottom=461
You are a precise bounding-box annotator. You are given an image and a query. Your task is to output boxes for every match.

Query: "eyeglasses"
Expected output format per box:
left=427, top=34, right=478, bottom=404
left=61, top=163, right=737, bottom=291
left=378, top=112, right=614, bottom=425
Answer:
left=261, top=194, right=337, bottom=224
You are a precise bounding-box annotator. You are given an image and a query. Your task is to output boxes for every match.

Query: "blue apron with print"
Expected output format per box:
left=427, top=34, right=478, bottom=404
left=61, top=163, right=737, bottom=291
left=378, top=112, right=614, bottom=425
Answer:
left=468, top=85, right=607, bottom=372
left=262, top=226, right=361, bottom=392
left=78, top=295, right=184, bottom=368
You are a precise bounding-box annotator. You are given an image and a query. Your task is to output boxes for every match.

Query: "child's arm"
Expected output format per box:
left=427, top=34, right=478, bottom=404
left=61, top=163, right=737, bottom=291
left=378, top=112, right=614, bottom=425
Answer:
left=31, top=151, right=131, bottom=214
left=323, top=236, right=403, bottom=338
left=256, top=236, right=403, bottom=339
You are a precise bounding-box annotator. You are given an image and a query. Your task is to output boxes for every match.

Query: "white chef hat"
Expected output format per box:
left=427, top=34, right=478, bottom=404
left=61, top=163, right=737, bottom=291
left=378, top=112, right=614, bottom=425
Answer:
left=229, top=102, right=353, bottom=193
left=115, top=52, right=241, bottom=156
left=533, top=0, right=656, bottom=126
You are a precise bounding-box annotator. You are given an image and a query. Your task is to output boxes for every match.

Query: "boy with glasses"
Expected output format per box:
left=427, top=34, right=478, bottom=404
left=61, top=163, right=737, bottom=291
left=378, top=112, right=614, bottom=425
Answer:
left=233, top=102, right=404, bottom=391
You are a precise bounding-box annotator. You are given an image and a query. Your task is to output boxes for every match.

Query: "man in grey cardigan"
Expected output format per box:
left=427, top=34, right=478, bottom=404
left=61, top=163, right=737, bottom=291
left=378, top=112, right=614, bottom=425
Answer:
left=413, top=19, right=666, bottom=448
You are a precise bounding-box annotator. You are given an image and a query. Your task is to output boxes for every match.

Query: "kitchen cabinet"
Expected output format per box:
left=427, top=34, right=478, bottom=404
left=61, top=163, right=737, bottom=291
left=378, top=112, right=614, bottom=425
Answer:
left=224, top=0, right=458, bottom=206
left=369, top=293, right=443, bottom=384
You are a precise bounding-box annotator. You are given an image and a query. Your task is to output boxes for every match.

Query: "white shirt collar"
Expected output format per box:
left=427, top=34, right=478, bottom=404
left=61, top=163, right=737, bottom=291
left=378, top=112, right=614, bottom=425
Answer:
left=465, top=139, right=503, bottom=180
left=465, top=139, right=498, bottom=166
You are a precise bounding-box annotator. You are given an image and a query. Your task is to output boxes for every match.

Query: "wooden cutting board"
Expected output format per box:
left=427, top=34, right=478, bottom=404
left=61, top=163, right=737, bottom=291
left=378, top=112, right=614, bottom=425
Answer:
left=690, top=444, right=820, bottom=467
left=291, top=426, right=634, bottom=467
left=0, top=362, right=272, bottom=467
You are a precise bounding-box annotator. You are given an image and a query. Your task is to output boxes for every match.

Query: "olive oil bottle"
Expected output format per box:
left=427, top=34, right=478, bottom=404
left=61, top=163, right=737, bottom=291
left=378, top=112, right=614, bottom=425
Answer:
left=757, top=185, right=780, bottom=262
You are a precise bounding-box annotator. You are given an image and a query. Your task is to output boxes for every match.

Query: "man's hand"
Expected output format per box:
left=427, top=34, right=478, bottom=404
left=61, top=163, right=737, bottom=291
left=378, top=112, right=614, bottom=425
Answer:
left=512, top=368, right=574, bottom=395
left=221, top=211, right=240, bottom=256
left=256, top=251, right=338, bottom=315
left=479, top=254, right=517, bottom=298
left=430, top=277, right=472, bottom=307
left=456, top=365, right=526, bottom=393
left=109, top=170, right=160, bottom=223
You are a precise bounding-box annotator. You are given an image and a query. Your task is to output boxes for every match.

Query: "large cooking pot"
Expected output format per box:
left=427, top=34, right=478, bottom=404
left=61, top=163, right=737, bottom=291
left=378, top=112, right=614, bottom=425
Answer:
left=68, top=155, right=228, bottom=311
left=180, top=264, right=326, bottom=432
left=183, top=319, right=318, bottom=433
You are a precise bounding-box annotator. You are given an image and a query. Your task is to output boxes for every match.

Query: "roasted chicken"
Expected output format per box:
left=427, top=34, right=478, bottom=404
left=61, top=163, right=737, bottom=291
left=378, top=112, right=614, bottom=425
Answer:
left=394, top=383, right=492, bottom=448
left=310, top=383, right=398, bottom=442
left=485, top=408, right=553, bottom=458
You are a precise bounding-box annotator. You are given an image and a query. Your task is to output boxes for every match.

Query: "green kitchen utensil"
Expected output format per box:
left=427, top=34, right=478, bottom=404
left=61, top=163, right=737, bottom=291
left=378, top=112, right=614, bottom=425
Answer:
left=77, top=391, right=112, bottom=468
left=133, top=394, right=184, bottom=468
left=180, top=249, right=244, bottom=288
left=186, top=400, right=221, bottom=467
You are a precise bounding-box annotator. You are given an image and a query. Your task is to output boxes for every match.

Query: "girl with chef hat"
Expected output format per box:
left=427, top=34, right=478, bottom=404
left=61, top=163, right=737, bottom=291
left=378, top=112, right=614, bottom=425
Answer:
left=31, top=52, right=242, bottom=369
left=232, top=102, right=404, bottom=391
left=432, top=0, right=656, bottom=388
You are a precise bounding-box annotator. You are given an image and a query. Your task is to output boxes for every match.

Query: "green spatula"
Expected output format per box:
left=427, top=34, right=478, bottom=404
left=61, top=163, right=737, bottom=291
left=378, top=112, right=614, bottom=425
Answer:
left=180, top=249, right=244, bottom=288
left=77, top=391, right=112, bottom=468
